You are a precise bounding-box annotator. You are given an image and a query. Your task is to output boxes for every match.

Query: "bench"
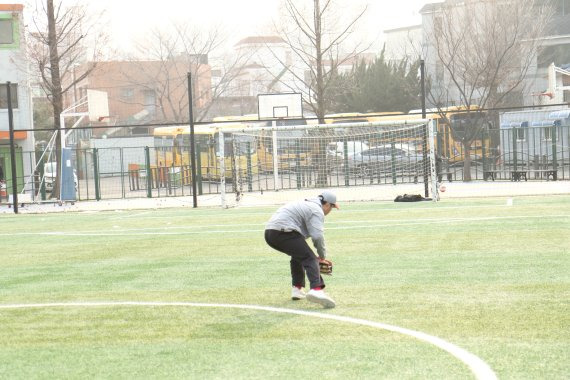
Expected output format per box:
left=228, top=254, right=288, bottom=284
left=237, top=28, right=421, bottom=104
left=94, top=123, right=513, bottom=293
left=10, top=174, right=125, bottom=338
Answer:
left=484, top=170, right=503, bottom=181
left=483, top=170, right=526, bottom=181
left=511, top=171, right=528, bottom=181
left=528, top=169, right=557, bottom=181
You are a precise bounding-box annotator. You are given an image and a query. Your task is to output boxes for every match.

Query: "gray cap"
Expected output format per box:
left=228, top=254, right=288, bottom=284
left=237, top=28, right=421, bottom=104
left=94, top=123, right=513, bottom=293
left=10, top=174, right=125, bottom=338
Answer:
left=319, top=190, right=339, bottom=209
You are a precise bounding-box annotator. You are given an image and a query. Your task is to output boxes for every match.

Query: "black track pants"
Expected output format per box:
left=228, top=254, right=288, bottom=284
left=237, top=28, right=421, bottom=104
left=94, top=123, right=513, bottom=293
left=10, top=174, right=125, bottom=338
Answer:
left=265, top=229, right=324, bottom=289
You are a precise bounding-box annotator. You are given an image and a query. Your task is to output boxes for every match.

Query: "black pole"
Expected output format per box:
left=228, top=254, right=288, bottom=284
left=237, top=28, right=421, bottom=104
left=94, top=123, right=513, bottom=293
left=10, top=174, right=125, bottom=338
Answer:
left=187, top=73, right=198, bottom=208
left=420, top=60, right=429, bottom=198
left=7, top=82, right=18, bottom=214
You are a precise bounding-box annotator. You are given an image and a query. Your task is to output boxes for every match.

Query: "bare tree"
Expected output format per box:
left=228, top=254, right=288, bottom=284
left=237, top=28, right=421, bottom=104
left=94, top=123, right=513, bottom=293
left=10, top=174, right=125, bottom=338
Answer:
left=271, top=0, right=369, bottom=185
left=274, top=0, right=369, bottom=122
left=424, top=0, right=554, bottom=180
left=27, top=0, right=108, bottom=197
left=124, top=24, right=252, bottom=123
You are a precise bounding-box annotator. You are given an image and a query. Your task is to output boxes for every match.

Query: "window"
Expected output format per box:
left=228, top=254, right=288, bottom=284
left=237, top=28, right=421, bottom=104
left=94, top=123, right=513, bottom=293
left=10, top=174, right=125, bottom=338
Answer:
left=550, top=0, right=570, bottom=15
left=537, top=44, right=570, bottom=69
left=143, top=90, right=156, bottom=117
left=285, top=51, right=292, bottom=66
left=543, top=126, right=552, bottom=141
left=120, top=88, right=134, bottom=100
left=435, top=60, right=444, bottom=82
left=0, top=14, right=19, bottom=49
left=0, top=83, right=18, bottom=109
left=433, top=16, right=443, bottom=37
left=0, top=19, right=13, bottom=44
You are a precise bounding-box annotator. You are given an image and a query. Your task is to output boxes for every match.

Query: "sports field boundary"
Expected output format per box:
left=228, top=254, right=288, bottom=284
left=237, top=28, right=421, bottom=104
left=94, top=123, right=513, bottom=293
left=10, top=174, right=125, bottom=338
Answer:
left=1, top=180, right=568, bottom=214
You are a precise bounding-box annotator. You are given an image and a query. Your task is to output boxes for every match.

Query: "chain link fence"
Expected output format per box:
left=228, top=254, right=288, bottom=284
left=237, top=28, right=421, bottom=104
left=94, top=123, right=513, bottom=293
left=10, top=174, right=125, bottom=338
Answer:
left=1, top=106, right=569, bottom=206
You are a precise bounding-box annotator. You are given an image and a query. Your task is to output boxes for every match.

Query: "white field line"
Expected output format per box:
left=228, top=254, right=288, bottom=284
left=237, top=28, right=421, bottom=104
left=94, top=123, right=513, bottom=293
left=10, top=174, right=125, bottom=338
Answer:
left=1, top=214, right=568, bottom=237
left=109, top=210, right=153, bottom=220
left=0, top=301, right=497, bottom=380
left=101, top=203, right=525, bottom=220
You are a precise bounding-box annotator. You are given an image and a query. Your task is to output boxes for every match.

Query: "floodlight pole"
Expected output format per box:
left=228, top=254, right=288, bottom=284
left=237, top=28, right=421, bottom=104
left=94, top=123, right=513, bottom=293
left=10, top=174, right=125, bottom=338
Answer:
left=187, top=73, right=198, bottom=208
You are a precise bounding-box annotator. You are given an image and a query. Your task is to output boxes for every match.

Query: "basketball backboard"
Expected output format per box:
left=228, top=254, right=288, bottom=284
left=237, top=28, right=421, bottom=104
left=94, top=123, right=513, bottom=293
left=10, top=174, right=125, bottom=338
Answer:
left=87, top=89, right=109, bottom=122
left=258, top=93, right=303, bottom=119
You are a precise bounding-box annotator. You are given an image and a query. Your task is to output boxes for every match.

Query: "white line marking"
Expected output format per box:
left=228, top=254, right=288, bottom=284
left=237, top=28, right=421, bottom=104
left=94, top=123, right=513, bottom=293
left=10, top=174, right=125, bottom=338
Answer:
left=0, top=301, right=497, bottom=380
left=1, top=214, right=567, bottom=237
left=96, top=203, right=527, bottom=220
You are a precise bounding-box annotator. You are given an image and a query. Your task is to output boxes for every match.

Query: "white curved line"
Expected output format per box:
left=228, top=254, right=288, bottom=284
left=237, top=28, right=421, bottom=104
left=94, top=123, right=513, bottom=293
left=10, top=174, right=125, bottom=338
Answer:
left=0, top=301, right=497, bottom=380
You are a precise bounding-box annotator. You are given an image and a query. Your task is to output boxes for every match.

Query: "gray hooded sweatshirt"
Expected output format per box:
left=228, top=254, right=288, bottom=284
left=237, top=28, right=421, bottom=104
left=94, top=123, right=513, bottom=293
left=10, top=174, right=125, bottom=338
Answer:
left=265, top=197, right=327, bottom=259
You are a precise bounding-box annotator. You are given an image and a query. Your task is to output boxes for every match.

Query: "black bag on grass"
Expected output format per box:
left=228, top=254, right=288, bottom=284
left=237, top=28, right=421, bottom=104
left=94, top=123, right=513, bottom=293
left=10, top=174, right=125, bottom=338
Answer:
left=394, top=194, right=431, bottom=202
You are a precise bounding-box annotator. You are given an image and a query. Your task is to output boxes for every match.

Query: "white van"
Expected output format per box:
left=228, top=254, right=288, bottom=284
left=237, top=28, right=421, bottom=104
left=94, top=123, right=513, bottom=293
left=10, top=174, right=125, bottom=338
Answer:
left=44, top=162, right=78, bottom=192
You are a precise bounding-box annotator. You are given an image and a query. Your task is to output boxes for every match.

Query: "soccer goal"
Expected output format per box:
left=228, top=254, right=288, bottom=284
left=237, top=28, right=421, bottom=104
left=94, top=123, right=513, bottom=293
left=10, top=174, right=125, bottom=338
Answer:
left=214, top=118, right=439, bottom=208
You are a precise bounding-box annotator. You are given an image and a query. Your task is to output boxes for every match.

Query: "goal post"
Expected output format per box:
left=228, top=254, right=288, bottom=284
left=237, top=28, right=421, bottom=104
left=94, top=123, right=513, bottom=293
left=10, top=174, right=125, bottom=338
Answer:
left=216, top=118, right=439, bottom=208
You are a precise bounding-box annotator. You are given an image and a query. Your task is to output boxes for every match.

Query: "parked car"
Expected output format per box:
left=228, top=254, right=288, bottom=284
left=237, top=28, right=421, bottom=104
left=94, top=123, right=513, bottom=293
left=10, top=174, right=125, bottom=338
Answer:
left=326, top=140, right=369, bottom=170
left=327, top=140, right=370, bottom=159
left=346, top=144, right=425, bottom=177
left=44, top=162, right=78, bottom=192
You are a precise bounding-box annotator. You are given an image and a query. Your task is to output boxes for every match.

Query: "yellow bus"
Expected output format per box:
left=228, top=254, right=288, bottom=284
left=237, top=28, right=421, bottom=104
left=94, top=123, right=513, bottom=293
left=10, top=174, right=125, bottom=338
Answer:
left=153, top=123, right=258, bottom=182
left=213, top=115, right=312, bottom=173
left=405, top=106, right=493, bottom=164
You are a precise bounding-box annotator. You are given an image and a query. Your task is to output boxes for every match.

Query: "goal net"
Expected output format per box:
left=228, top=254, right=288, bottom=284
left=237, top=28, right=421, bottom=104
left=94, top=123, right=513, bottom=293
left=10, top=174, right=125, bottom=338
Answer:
left=216, top=119, right=438, bottom=208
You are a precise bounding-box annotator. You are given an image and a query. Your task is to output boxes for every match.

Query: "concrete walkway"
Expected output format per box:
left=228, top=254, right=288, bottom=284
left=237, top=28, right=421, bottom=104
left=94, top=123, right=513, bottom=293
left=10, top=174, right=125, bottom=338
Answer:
left=1, top=180, right=568, bottom=214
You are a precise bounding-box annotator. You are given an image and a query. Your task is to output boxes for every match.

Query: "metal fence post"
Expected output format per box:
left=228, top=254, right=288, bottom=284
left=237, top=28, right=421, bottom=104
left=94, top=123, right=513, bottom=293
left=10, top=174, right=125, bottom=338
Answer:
left=551, top=124, right=558, bottom=180
left=195, top=143, right=202, bottom=195
left=93, top=148, right=101, bottom=201
left=39, top=154, right=46, bottom=200
left=481, top=130, right=487, bottom=175
left=512, top=128, right=518, bottom=171
left=246, top=142, right=253, bottom=192
left=343, top=140, right=349, bottom=186
left=295, top=140, right=301, bottom=190
left=120, top=148, right=125, bottom=198
left=145, top=146, right=152, bottom=198
left=390, top=141, right=397, bottom=185
left=6, top=82, right=18, bottom=213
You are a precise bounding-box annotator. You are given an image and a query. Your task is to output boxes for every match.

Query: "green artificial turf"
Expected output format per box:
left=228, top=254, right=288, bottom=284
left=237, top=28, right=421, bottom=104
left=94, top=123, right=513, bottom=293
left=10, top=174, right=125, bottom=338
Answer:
left=0, top=195, right=568, bottom=379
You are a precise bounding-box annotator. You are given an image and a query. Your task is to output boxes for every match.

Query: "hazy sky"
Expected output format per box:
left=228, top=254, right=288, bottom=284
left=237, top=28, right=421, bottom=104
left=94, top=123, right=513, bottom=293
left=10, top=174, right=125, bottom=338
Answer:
left=27, top=0, right=432, bottom=53
left=90, top=0, right=431, bottom=52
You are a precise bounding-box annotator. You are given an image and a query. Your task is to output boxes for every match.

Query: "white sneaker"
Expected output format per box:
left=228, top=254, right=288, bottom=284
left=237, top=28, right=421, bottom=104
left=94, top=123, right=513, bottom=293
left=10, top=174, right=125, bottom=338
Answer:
left=306, top=289, right=336, bottom=308
left=291, top=287, right=306, bottom=300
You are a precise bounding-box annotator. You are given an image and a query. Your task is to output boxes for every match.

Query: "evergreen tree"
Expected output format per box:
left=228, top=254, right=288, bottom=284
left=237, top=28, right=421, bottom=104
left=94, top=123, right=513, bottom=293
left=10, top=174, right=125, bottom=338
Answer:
left=330, top=50, right=421, bottom=113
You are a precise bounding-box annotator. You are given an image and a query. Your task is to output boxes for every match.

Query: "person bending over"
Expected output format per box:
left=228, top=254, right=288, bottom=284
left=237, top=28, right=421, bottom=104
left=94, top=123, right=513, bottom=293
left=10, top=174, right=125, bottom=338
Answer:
left=264, top=190, right=339, bottom=308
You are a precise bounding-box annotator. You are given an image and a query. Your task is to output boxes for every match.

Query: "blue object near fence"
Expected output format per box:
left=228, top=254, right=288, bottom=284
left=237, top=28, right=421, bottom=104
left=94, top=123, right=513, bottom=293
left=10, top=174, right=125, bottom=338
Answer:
left=60, top=148, right=76, bottom=201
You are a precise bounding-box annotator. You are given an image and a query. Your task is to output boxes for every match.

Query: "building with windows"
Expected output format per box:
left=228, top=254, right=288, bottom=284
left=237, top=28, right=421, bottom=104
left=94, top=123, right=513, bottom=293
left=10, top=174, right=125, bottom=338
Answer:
left=0, top=4, right=34, bottom=192
left=64, top=59, right=212, bottom=137
left=383, top=25, right=422, bottom=65
left=419, top=0, right=570, bottom=108
left=209, top=36, right=302, bottom=116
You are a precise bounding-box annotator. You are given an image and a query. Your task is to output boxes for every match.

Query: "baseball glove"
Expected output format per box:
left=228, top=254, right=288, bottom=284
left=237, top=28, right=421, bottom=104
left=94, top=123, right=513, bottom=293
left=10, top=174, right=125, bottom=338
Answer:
left=319, top=259, right=333, bottom=275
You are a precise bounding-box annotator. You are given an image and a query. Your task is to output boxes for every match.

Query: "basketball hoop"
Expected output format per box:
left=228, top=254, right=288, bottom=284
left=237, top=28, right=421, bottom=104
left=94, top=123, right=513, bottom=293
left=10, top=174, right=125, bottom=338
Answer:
left=531, top=92, right=554, bottom=99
